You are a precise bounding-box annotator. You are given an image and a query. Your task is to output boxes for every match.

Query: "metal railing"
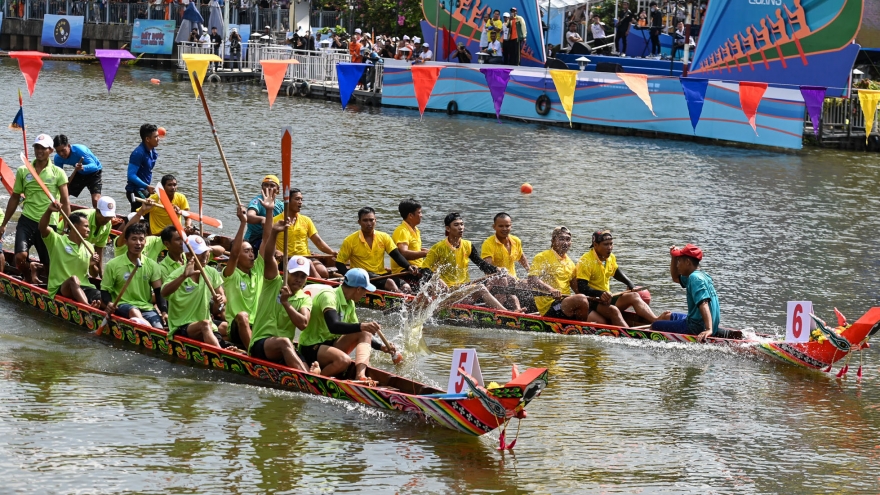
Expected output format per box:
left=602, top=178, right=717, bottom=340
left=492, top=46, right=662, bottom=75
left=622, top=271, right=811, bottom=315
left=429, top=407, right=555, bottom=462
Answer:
left=804, top=90, right=880, bottom=141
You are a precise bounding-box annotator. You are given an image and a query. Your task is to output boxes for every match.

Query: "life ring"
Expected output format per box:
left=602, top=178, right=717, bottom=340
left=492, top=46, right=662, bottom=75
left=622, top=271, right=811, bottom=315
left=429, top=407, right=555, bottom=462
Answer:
left=207, top=74, right=221, bottom=84
left=535, top=94, right=551, bottom=116
left=446, top=100, right=458, bottom=115
left=298, top=82, right=310, bottom=97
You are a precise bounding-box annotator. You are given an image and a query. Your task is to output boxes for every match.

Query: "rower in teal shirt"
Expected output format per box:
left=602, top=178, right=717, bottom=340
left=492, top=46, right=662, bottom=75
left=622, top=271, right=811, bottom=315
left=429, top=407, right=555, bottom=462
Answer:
left=651, top=243, right=721, bottom=341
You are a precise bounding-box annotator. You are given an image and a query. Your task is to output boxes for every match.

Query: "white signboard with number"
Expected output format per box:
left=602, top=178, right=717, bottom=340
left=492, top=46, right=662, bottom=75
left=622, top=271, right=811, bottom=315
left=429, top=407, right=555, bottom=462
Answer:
left=786, top=301, right=815, bottom=343
left=446, top=349, right=484, bottom=394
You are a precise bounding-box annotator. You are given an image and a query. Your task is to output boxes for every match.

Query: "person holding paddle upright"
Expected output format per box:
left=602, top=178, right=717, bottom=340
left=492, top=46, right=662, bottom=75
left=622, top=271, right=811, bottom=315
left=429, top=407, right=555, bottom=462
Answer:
left=101, top=222, right=167, bottom=329
left=0, top=134, right=71, bottom=284
left=221, top=205, right=265, bottom=351
left=335, top=207, right=418, bottom=292
left=245, top=175, right=284, bottom=252
left=651, top=244, right=721, bottom=342
left=576, top=230, right=669, bottom=327
left=38, top=202, right=100, bottom=306
left=527, top=227, right=593, bottom=321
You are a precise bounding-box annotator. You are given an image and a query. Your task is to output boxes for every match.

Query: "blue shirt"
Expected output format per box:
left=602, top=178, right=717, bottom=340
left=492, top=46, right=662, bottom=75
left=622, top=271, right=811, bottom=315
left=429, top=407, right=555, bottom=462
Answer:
left=126, top=142, right=158, bottom=192
left=680, top=270, right=720, bottom=334
left=246, top=194, right=284, bottom=242
left=53, top=144, right=102, bottom=175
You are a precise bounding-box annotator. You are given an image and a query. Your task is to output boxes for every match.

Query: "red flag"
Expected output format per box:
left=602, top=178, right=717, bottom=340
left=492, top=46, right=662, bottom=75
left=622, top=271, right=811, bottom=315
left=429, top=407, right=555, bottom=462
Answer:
left=442, top=28, right=458, bottom=61
left=738, top=81, right=767, bottom=136
left=412, top=66, right=444, bottom=119
left=9, top=51, right=47, bottom=97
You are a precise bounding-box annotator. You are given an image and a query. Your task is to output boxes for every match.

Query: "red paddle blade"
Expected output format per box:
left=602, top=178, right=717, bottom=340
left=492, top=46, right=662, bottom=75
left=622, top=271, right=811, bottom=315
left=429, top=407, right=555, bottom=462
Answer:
left=0, top=157, right=14, bottom=195
left=19, top=152, right=56, bottom=202
left=281, top=127, right=292, bottom=203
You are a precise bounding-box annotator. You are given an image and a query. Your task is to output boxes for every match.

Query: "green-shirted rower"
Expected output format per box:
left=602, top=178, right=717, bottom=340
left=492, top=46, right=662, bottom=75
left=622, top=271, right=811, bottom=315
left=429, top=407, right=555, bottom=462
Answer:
left=38, top=202, right=100, bottom=305
left=248, top=206, right=313, bottom=371
left=79, top=196, right=117, bottom=277
left=220, top=204, right=267, bottom=351
left=101, top=221, right=167, bottom=329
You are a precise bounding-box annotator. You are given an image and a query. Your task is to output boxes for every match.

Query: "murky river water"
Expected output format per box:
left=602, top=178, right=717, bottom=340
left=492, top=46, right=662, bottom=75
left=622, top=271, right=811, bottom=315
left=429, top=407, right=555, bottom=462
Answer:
left=1, top=61, right=880, bottom=494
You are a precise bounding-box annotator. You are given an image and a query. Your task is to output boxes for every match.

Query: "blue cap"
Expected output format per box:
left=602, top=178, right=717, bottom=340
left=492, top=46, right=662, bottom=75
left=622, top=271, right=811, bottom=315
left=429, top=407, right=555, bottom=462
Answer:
left=343, top=268, right=376, bottom=292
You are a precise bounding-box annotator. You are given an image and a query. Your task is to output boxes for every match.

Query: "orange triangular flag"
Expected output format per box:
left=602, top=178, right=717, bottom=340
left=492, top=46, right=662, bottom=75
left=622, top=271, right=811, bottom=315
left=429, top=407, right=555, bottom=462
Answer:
left=260, top=59, right=299, bottom=108
left=739, top=81, right=768, bottom=136
left=9, top=51, right=48, bottom=97
left=617, top=73, right=655, bottom=116
left=412, top=66, right=443, bottom=120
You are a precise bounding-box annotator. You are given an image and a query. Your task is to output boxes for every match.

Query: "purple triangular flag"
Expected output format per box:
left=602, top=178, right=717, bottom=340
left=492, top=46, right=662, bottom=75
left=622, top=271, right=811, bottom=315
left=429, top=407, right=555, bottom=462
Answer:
left=679, top=77, right=709, bottom=133
left=800, top=86, right=826, bottom=137
left=480, top=68, right=512, bottom=123
left=95, top=49, right=135, bottom=92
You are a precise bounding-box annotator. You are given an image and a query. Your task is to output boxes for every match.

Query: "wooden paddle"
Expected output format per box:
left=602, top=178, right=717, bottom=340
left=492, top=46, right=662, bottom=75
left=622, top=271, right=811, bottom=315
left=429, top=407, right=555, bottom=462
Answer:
left=281, top=127, right=292, bottom=287
left=96, top=257, right=141, bottom=335
left=157, top=187, right=219, bottom=302
left=0, top=157, right=15, bottom=195
left=369, top=272, right=401, bottom=283
left=376, top=328, right=403, bottom=364
left=197, top=154, right=204, bottom=237
left=19, top=152, right=95, bottom=257
left=192, top=71, right=242, bottom=206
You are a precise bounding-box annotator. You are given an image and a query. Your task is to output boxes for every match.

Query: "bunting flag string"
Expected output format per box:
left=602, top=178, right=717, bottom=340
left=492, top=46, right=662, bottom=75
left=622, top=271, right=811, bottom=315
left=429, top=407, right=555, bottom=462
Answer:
left=679, top=78, right=709, bottom=133
left=9, top=51, right=49, bottom=97
left=181, top=54, right=222, bottom=97
left=799, top=86, right=826, bottom=137
left=480, top=68, right=512, bottom=123
left=411, top=66, right=443, bottom=120
left=549, top=69, right=577, bottom=127
left=617, top=73, right=656, bottom=116
left=260, top=59, right=300, bottom=108
left=336, top=63, right=368, bottom=111
left=95, top=49, right=136, bottom=92
left=739, top=81, right=768, bottom=136
left=857, top=90, right=880, bottom=144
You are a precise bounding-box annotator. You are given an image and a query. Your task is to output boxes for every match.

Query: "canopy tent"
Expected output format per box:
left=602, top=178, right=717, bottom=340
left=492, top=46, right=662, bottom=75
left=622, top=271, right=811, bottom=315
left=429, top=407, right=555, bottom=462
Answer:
left=176, top=2, right=205, bottom=43
left=208, top=0, right=224, bottom=34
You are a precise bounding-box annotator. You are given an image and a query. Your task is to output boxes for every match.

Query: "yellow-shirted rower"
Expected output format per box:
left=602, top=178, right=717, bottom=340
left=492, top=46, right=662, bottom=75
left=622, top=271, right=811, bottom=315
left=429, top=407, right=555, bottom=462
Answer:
left=274, top=189, right=337, bottom=278
left=335, top=207, right=418, bottom=292
left=527, top=226, right=593, bottom=321
left=481, top=212, right=530, bottom=311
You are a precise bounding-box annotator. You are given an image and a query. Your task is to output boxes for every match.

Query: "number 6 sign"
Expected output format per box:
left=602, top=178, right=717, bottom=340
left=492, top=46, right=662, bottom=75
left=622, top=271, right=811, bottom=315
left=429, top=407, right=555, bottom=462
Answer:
left=786, top=301, right=814, bottom=343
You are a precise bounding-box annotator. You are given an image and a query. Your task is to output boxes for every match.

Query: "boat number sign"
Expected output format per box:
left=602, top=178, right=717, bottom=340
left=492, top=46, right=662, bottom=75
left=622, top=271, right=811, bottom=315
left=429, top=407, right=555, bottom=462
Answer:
left=786, top=301, right=815, bottom=343
left=447, top=349, right=484, bottom=394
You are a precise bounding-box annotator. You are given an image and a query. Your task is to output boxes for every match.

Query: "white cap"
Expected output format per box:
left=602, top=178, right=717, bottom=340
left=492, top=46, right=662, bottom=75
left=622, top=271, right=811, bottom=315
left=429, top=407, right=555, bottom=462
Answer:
left=403, top=35, right=410, bottom=40
left=265, top=25, right=271, bottom=29
left=33, top=134, right=53, bottom=148
left=423, top=42, right=429, bottom=47
left=364, top=33, right=371, bottom=38
left=355, top=28, right=362, bottom=34
left=185, top=235, right=210, bottom=255
left=503, top=12, right=510, bottom=17
left=413, top=36, right=421, bottom=43
left=287, top=255, right=310, bottom=275
left=97, top=196, right=116, bottom=217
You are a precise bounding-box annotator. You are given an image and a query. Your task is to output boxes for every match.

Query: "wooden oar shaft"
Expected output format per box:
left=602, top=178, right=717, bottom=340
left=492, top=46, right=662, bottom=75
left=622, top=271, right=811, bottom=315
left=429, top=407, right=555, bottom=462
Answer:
left=369, top=272, right=401, bottom=282
left=192, top=71, right=242, bottom=206
left=97, top=259, right=141, bottom=334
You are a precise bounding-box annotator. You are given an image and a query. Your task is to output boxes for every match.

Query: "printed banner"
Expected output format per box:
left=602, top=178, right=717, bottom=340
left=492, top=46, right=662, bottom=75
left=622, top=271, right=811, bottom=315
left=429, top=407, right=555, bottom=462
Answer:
left=132, top=20, right=176, bottom=55
left=41, top=15, right=84, bottom=49
left=687, top=0, right=862, bottom=93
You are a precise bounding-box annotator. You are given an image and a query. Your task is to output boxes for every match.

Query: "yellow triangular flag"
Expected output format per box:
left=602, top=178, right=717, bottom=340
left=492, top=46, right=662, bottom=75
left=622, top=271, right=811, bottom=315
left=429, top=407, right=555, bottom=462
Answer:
left=549, top=69, right=577, bottom=127
left=617, top=73, right=656, bottom=116
left=182, top=54, right=222, bottom=97
left=858, top=89, right=880, bottom=144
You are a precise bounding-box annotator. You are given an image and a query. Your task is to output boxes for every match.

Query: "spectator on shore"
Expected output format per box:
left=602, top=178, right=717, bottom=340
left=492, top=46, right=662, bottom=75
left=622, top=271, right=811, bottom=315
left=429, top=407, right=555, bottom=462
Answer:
left=505, top=7, right=526, bottom=65
left=380, top=38, right=396, bottom=58
left=566, top=22, right=583, bottom=49
left=451, top=42, right=472, bottom=63
left=590, top=15, right=612, bottom=49
left=199, top=27, right=211, bottom=48
left=636, top=10, right=647, bottom=27
left=418, top=43, right=433, bottom=62
left=362, top=33, right=373, bottom=53
left=649, top=2, right=663, bottom=58
left=229, top=27, right=243, bottom=71
left=480, top=12, right=491, bottom=52
left=395, top=40, right=412, bottom=61
left=189, top=28, right=199, bottom=43
left=349, top=34, right=363, bottom=62
left=616, top=1, right=634, bottom=56
left=210, top=27, right=223, bottom=70
left=486, top=31, right=503, bottom=64
left=672, top=21, right=695, bottom=59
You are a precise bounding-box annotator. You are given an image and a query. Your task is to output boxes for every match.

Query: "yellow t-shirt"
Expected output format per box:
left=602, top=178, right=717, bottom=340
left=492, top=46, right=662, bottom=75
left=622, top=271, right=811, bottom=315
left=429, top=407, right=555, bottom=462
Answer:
left=480, top=234, right=523, bottom=279
left=273, top=212, right=318, bottom=256
left=148, top=192, right=189, bottom=235
left=391, top=221, right=425, bottom=273
left=336, top=230, right=395, bottom=274
left=528, top=249, right=575, bottom=315
left=424, top=238, right=473, bottom=287
left=576, top=249, right=618, bottom=293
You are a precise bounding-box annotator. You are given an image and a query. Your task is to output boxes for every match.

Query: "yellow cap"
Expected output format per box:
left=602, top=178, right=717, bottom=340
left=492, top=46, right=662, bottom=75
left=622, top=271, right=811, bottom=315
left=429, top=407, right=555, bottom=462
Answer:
left=262, top=174, right=280, bottom=185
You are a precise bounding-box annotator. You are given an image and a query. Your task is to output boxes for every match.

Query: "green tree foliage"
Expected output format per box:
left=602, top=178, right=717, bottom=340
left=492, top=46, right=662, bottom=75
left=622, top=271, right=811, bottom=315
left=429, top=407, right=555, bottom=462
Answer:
left=312, top=0, right=426, bottom=36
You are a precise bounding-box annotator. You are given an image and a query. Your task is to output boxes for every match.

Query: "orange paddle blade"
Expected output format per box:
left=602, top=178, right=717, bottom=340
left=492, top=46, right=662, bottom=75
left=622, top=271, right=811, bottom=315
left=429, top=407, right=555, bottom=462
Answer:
left=281, top=127, right=292, bottom=202
left=158, top=187, right=188, bottom=239
left=0, top=157, right=14, bottom=195
left=181, top=210, right=222, bottom=229
left=19, top=152, right=56, bottom=201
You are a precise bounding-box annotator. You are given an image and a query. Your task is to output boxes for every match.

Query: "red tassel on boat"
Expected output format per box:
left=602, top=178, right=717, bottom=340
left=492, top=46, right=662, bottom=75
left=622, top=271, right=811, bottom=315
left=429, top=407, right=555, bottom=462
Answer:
left=511, top=364, right=519, bottom=380
left=856, top=366, right=863, bottom=381
left=497, top=429, right=507, bottom=451
left=836, top=365, right=849, bottom=378
left=823, top=364, right=832, bottom=373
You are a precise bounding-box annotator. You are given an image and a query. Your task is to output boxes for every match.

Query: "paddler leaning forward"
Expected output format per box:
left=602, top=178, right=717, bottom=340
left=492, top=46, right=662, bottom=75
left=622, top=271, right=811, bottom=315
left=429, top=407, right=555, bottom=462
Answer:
left=38, top=202, right=100, bottom=306
left=527, top=226, right=594, bottom=320
left=298, top=268, right=397, bottom=383
left=247, top=209, right=312, bottom=371
left=101, top=221, right=167, bottom=328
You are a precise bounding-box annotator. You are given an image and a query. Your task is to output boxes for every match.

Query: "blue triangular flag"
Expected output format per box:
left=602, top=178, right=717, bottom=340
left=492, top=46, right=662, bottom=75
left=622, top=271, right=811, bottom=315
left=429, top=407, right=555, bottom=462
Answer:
left=9, top=107, right=24, bottom=130
left=679, top=77, right=709, bottom=133
left=183, top=2, right=204, bottom=26
left=336, top=63, right=368, bottom=111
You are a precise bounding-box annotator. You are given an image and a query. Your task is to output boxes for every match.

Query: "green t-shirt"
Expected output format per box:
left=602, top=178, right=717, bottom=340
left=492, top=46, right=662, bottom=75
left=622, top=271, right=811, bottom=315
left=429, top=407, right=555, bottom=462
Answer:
left=101, top=254, right=162, bottom=311
left=157, top=255, right=184, bottom=282
left=222, top=255, right=266, bottom=325
left=116, top=235, right=165, bottom=261
left=163, top=264, right=223, bottom=336
left=13, top=160, right=68, bottom=224
left=248, top=275, right=313, bottom=353
left=298, top=285, right=358, bottom=348
left=81, top=209, right=112, bottom=248
left=43, top=230, right=95, bottom=298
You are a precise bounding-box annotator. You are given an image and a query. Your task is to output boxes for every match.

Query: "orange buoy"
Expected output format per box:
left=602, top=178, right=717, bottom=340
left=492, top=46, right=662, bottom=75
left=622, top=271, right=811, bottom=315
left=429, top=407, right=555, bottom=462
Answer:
left=150, top=78, right=160, bottom=85
left=520, top=183, right=533, bottom=194
left=157, top=127, right=167, bottom=137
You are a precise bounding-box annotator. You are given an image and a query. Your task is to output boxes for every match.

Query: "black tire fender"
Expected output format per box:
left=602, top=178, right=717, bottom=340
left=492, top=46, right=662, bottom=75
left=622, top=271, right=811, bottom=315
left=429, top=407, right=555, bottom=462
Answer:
left=446, top=100, right=459, bottom=115
left=535, top=94, right=551, bottom=116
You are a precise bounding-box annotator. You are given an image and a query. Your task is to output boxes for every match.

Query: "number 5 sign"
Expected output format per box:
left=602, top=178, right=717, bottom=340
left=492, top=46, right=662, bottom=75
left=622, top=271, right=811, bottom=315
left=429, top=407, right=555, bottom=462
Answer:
left=446, top=349, right=484, bottom=394
left=786, top=301, right=815, bottom=343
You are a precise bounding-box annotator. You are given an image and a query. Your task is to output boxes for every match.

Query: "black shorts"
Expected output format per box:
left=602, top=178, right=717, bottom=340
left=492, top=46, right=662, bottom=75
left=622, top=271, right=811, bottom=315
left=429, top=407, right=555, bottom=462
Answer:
left=298, top=338, right=338, bottom=365
left=228, top=319, right=244, bottom=346
left=249, top=337, right=284, bottom=363
left=544, top=301, right=568, bottom=319
left=14, top=215, right=53, bottom=267
left=82, top=287, right=101, bottom=304
left=68, top=170, right=102, bottom=197
left=126, top=189, right=150, bottom=213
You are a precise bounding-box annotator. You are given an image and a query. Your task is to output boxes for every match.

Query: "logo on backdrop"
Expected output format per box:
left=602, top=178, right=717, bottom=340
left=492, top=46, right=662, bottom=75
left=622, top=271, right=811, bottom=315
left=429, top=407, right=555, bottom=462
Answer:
left=54, top=18, right=70, bottom=45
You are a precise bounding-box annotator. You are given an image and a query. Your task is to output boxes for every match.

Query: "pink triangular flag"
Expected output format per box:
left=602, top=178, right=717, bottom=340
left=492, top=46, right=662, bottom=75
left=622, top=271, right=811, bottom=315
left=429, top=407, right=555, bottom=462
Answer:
left=617, top=73, right=655, bottom=116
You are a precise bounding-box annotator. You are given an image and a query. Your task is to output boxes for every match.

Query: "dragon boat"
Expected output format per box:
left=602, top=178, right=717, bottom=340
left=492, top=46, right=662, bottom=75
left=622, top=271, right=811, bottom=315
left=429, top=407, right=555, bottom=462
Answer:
left=0, top=250, right=549, bottom=437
